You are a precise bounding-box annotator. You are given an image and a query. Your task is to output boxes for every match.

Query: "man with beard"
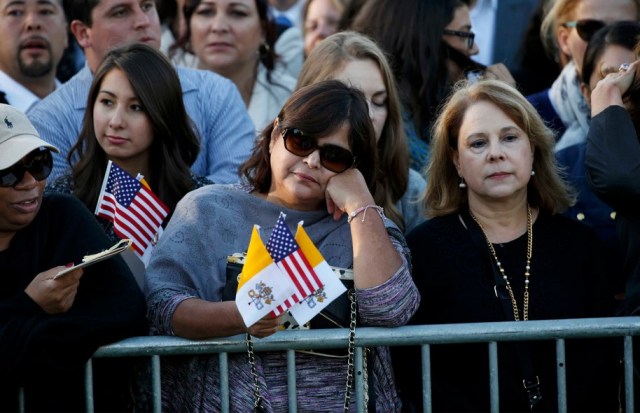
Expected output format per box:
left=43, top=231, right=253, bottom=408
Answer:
left=26, top=0, right=255, bottom=183
left=0, top=0, right=68, bottom=112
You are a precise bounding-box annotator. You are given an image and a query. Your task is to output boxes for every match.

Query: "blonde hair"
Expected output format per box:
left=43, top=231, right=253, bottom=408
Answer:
left=540, top=0, right=640, bottom=58
left=425, top=79, right=575, bottom=217
left=297, top=31, right=410, bottom=230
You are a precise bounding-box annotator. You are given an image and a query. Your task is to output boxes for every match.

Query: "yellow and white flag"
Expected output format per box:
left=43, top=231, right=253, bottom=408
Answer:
left=236, top=225, right=296, bottom=327
left=287, top=222, right=348, bottom=326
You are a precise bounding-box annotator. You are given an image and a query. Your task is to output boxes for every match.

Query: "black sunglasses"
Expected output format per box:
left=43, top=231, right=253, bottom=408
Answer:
left=443, top=29, right=475, bottom=49
left=0, top=147, right=53, bottom=187
left=563, top=19, right=606, bottom=42
left=281, top=128, right=356, bottom=173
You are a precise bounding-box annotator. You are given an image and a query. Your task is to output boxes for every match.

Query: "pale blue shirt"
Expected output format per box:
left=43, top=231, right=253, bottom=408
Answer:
left=27, top=65, right=255, bottom=184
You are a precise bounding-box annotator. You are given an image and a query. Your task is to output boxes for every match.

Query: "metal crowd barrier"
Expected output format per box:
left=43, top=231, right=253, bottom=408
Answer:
left=67, top=317, right=640, bottom=412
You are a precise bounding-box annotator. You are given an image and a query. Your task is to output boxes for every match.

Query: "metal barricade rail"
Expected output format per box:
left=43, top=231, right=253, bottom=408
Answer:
left=79, top=316, right=640, bottom=413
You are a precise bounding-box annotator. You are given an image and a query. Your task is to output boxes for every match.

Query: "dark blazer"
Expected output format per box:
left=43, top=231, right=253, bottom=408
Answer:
left=491, top=0, right=541, bottom=72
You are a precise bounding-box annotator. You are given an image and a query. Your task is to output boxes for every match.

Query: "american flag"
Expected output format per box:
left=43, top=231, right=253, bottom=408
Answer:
left=266, top=213, right=323, bottom=315
left=95, top=161, right=169, bottom=257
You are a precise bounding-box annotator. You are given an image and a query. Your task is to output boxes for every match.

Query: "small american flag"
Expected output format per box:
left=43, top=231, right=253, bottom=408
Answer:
left=95, top=161, right=169, bottom=257
left=266, top=213, right=323, bottom=315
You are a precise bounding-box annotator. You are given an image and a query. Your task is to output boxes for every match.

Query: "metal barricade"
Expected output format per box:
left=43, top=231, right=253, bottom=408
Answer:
left=80, top=317, right=640, bottom=413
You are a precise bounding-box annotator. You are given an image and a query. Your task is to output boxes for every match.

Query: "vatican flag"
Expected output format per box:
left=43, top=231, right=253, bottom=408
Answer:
left=287, top=222, right=348, bottom=326
left=235, top=225, right=296, bottom=327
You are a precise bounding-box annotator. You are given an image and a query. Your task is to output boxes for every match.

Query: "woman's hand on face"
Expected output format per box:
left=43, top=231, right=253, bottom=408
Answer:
left=484, top=63, right=516, bottom=87
left=591, top=60, right=640, bottom=116
left=247, top=313, right=282, bottom=338
left=325, top=168, right=375, bottom=221
left=25, top=266, right=84, bottom=314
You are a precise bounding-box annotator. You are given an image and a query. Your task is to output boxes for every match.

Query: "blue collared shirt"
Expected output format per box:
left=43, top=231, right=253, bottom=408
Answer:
left=27, top=65, right=256, bottom=184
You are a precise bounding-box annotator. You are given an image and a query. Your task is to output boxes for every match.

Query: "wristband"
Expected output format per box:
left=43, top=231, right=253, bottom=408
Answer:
left=347, top=204, right=385, bottom=224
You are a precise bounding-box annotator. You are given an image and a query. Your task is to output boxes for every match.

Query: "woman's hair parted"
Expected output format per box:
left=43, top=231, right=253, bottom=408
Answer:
left=425, top=79, right=575, bottom=217
left=69, top=43, right=200, bottom=213
left=297, top=31, right=409, bottom=229
left=240, top=80, right=378, bottom=195
left=178, top=0, right=278, bottom=73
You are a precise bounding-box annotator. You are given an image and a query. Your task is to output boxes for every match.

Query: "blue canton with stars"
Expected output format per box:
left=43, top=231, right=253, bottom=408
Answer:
left=266, top=213, right=299, bottom=262
left=105, top=165, right=142, bottom=207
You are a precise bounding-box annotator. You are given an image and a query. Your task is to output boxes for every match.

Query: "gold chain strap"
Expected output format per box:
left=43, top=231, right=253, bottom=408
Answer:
left=246, top=333, right=263, bottom=412
left=469, top=206, right=533, bottom=321
left=343, top=289, right=357, bottom=412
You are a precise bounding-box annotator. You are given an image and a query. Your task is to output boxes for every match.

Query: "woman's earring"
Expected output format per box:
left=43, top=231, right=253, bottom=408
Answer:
left=531, top=170, right=536, bottom=176
left=458, top=177, right=467, bottom=188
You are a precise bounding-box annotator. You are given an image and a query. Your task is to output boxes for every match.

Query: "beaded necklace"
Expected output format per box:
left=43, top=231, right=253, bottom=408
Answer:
left=469, top=206, right=533, bottom=321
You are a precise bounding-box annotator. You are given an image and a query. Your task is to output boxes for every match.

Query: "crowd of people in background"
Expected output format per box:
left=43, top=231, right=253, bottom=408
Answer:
left=2, top=0, right=640, bottom=410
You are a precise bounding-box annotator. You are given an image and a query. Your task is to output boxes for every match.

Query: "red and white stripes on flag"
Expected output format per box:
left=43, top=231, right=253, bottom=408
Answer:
left=265, top=213, right=323, bottom=315
left=95, top=161, right=169, bottom=257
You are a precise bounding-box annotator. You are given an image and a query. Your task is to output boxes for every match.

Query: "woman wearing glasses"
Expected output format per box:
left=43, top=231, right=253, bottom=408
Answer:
left=530, top=0, right=638, bottom=139
left=0, top=104, right=146, bottom=411
left=144, top=80, right=420, bottom=412
left=351, top=0, right=514, bottom=173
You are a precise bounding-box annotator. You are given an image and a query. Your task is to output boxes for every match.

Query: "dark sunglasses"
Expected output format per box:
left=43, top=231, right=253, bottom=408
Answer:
left=281, top=128, right=356, bottom=173
left=443, top=29, right=475, bottom=49
left=0, top=147, right=53, bottom=187
left=563, top=19, right=606, bottom=42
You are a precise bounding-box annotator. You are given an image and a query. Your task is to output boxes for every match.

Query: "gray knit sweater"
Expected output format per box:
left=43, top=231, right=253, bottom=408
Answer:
left=145, top=184, right=420, bottom=412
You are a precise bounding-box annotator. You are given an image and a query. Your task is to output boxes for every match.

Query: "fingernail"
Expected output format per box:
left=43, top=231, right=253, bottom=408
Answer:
left=65, top=262, right=74, bottom=268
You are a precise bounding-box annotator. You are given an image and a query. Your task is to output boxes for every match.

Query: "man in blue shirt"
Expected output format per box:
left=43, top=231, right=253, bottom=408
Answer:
left=27, top=0, right=256, bottom=184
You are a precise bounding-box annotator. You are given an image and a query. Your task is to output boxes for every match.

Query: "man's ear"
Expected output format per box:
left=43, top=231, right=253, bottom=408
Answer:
left=70, top=20, right=91, bottom=48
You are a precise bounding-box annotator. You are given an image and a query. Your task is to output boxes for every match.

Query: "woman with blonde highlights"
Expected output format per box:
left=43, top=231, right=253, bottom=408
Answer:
left=298, top=31, right=426, bottom=232
left=395, top=79, right=618, bottom=411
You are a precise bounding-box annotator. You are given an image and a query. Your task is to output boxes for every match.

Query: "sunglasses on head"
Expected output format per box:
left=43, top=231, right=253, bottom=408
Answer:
left=281, top=128, right=356, bottom=173
left=563, top=19, right=606, bottom=42
left=443, top=29, right=475, bottom=49
left=0, top=147, right=53, bottom=187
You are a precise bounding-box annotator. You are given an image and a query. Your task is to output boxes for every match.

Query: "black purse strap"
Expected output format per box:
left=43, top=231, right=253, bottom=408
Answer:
left=459, top=210, right=542, bottom=410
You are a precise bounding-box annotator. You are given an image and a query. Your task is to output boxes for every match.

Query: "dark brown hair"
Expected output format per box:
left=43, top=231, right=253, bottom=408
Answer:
left=240, top=80, right=379, bottom=196
left=69, top=43, right=200, bottom=213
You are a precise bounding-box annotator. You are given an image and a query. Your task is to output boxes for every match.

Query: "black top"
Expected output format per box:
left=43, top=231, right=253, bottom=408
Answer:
left=586, top=105, right=640, bottom=315
left=0, top=193, right=147, bottom=411
left=393, top=210, right=618, bottom=412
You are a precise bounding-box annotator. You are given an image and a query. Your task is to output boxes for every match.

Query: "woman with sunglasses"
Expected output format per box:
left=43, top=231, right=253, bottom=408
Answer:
left=144, top=80, right=420, bottom=412
left=0, top=104, right=146, bottom=411
left=530, top=0, right=638, bottom=140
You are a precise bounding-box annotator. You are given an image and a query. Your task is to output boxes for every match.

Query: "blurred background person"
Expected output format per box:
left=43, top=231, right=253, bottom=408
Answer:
left=470, top=0, right=541, bottom=78
left=351, top=0, right=514, bottom=173
left=297, top=31, right=426, bottom=233
left=586, top=58, right=640, bottom=316
left=0, top=0, right=68, bottom=112
left=529, top=0, right=639, bottom=138
left=569, top=21, right=640, bottom=303
left=180, top=0, right=297, bottom=132
left=302, top=0, right=347, bottom=57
